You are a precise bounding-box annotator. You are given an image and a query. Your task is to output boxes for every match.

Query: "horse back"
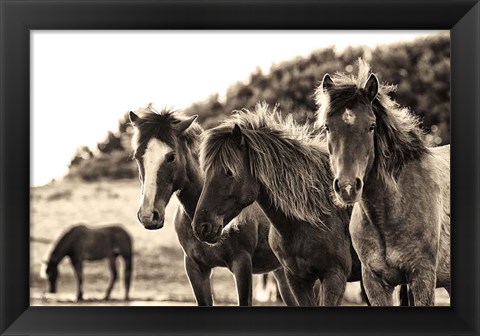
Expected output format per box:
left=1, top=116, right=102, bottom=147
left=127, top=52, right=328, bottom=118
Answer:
left=77, top=225, right=132, bottom=260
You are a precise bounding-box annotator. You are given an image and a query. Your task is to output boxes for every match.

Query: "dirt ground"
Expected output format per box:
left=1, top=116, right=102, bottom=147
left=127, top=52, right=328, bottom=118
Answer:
left=30, top=179, right=450, bottom=306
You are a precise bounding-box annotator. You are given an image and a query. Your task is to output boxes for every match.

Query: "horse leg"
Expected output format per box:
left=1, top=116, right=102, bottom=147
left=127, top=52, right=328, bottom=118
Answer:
left=408, top=286, right=415, bottom=306
left=71, top=258, right=84, bottom=301
left=123, top=254, right=133, bottom=300
left=230, top=251, right=253, bottom=306
left=321, top=270, right=347, bottom=306
left=314, top=281, right=321, bottom=305
left=399, top=284, right=409, bottom=306
left=184, top=255, right=213, bottom=306
left=361, top=267, right=394, bottom=306
left=284, top=271, right=316, bottom=306
left=272, top=268, right=297, bottom=306
left=360, top=279, right=371, bottom=306
left=104, top=257, right=118, bottom=301
left=408, top=267, right=436, bottom=306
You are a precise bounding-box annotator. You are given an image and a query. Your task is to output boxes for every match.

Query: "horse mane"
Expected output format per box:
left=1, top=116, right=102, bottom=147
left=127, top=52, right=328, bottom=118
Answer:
left=315, top=59, right=429, bottom=185
left=42, top=224, right=87, bottom=269
left=201, top=103, right=336, bottom=229
left=131, top=103, right=203, bottom=158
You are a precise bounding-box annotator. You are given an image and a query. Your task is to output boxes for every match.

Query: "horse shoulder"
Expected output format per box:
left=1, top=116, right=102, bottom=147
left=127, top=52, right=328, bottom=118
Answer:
left=429, top=146, right=451, bottom=285
left=401, top=149, right=449, bottom=221
left=429, top=146, right=451, bottom=221
left=394, top=155, right=443, bottom=219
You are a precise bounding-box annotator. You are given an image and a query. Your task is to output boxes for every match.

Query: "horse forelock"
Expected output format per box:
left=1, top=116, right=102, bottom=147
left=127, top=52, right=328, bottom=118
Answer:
left=200, top=128, right=244, bottom=178
left=202, top=103, right=335, bottom=230
left=131, top=104, right=203, bottom=161
left=315, top=59, right=429, bottom=186
left=315, top=59, right=377, bottom=125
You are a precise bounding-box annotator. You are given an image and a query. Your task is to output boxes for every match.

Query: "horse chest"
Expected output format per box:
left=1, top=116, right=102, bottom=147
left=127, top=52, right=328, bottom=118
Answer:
left=350, top=204, right=408, bottom=284
left=269, top=229, right=317, bottom=278
left=191, top=245, right=228, bottom=267
left=175, top=226, right=229, bottom=268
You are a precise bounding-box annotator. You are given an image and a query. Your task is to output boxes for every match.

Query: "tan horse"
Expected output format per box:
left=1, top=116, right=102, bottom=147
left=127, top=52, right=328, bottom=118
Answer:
left=316, top=59, right=450, bottom=306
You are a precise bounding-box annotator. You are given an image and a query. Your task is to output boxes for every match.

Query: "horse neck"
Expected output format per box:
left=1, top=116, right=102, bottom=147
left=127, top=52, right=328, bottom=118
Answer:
left=256, top=185, right=295, bottom=237
left=245, top=130, right=335, bottom=229
left=361, top=169, right=396, bottom=221
left=48, top=236, right=70, bottom=266
left=175, top=151, right=203, bottom=220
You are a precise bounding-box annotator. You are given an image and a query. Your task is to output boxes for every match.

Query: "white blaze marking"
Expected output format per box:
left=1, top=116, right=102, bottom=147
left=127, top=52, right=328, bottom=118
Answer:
left=342, top=109, right=356, bottom=125
left=141, top=139, right=172, bottom=214
left=345, top=185, right=352, bottom=195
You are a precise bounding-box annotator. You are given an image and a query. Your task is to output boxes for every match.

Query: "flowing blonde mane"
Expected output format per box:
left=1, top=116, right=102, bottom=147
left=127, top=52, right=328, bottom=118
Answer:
left=201, top=103, right=337, bottom=230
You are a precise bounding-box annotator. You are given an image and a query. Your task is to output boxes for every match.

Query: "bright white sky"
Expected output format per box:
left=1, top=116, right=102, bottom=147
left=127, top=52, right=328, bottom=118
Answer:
left=31, top=30, right=439, bottom=186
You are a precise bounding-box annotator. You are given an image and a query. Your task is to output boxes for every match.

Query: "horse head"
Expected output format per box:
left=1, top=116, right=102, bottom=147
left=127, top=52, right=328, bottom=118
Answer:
left=192, top=124, right=259, bottom=244
left=130, top=105, right=199, bottom=230
left=40, top=260, right=59, bottom=293
left=316, top=62, right=380, bottom=205
left=316, top=59, right=427, bottom=205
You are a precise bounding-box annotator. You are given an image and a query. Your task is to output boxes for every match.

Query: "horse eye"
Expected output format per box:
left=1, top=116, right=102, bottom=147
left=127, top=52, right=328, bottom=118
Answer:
left=324, top=124, right=330, bottom=132
left=369, top=123, right=376, bottom=132
left=225, top=169, right=233, bottom=177
left=166, top=153, right=176, bottom=163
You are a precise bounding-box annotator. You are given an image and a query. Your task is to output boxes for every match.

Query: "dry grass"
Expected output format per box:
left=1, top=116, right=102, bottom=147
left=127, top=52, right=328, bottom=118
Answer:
left=30, top=179, right=240, bottom=305
left=30, top=179, right=449, bottom=306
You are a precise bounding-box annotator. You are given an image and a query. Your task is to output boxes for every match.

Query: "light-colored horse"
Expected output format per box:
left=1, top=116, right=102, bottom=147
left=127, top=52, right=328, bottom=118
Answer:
left=316, top=60, right=450, bottom=306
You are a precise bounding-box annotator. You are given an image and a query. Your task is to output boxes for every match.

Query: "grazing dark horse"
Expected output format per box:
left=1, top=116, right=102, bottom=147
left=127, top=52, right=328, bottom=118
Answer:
left=129, top=105, right=295, bottom=306
left=191, top=104, right=370, bottom=306
left=40, top=224, right=133, bottom=301
left=316, top=59, right=450, bottom=306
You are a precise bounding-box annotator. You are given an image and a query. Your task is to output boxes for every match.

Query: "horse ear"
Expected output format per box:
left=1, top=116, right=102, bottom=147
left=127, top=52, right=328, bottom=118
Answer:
left=231, top=124, right=244, bottom=147
left=129, top=111, right=140, bottom=126
left=364, top=73, right=379, bottom=102
left=176, top=115, right=198, bottom=134
left=322, top=74, right=334, bottom=91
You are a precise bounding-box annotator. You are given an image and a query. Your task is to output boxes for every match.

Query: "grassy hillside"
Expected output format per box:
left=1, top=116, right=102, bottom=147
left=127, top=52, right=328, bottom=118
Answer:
left=67, top=33, right=450, bottom=182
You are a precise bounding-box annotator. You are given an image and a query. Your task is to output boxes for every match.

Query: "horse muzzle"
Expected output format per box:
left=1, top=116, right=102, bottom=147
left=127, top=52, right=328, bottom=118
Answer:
left=193, top=222, right=223, bottom=244
left=333, top=177, right=363, bottom=205
left=137, top=209, right=165, bottom=230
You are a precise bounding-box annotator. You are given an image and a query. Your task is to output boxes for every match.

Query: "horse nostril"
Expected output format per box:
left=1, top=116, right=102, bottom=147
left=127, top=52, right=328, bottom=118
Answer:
left=200, top=223, right=212, bottom=236
left=355, top=178, right=363, bottom=191
left=333, top=179, right=340, bottom=193
left=137, top=211, right=142, bottom=223
left=152, top=210, right=160, bottom=222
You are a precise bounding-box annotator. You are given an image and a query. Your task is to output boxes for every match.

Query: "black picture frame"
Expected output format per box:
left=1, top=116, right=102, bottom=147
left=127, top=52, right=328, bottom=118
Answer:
left=1, top=0, right=479, bottom=335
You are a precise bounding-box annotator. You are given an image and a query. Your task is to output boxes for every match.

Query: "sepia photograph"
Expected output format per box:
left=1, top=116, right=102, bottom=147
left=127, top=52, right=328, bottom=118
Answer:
left=30, top=30, right=451, bottom=307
